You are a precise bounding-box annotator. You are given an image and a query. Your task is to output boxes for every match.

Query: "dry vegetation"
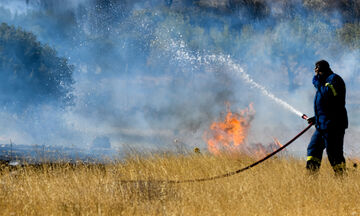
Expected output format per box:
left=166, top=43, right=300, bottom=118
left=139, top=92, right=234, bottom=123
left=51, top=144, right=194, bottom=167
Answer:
left=0, top=154, right=360, bottom=215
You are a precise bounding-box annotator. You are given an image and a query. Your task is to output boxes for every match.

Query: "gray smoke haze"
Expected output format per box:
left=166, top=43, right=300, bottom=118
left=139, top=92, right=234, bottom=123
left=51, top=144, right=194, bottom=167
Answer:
left=0, top=0, right=359, bottom=157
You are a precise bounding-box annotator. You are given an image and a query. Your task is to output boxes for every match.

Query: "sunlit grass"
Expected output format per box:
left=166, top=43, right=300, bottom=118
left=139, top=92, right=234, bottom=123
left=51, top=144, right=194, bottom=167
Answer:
left=0, top=153, right=359, bottom=215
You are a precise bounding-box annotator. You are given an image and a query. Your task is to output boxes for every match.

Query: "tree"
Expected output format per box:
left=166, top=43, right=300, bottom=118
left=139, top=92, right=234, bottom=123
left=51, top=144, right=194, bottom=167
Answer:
left=0, top=23, right=74, bottom=111
left=337, top=22, right=360, bottom=49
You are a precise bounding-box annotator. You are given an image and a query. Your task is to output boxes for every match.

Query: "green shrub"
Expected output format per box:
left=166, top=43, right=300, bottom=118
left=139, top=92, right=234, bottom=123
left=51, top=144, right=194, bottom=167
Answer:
left=0, top=23, right=74, bottom=110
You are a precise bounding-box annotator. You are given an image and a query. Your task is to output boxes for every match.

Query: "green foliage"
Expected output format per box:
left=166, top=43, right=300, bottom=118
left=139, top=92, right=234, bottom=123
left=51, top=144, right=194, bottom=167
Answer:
left=0, top=23, right=74, bottom=110
left=337, top=22, right=360, bottom=50
left=303, top=0, right=360, bottom=22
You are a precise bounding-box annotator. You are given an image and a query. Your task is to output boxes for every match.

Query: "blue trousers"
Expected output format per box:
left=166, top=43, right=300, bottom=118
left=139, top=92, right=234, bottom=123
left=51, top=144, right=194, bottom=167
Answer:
left=306, top=128, right=346, bottom=173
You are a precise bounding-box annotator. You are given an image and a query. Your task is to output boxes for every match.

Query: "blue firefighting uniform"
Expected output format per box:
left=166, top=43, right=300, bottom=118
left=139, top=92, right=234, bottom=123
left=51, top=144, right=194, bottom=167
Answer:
left=307, top=72, right=348, bottom=173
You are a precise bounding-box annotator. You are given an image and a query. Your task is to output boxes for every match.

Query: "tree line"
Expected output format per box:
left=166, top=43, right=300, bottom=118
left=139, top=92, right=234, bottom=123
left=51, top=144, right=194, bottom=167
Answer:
left=0, top=23, right=74, bottom=111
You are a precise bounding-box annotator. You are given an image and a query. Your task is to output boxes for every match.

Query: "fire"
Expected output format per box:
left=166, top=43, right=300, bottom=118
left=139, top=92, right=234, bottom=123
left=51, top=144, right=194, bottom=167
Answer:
left=204, top=103, right=254, bottom=155
left=204, top=103, right=283, bottom=158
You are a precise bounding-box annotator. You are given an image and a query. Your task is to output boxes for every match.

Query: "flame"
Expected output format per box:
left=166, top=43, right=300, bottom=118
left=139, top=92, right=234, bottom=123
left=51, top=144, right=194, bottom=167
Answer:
left=204, top=103, right=284, bottom=158
left=273, top=137, right=283, bottom=148
left=204, top=103, right=254, bottom=155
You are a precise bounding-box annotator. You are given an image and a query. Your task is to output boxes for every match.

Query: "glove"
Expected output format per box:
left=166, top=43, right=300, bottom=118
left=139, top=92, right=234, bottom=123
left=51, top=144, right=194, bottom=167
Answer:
left=312, top=75, right=326, bottom=89
left=312, top=75, right=320, bottom=88
left=307, top=116, right=315, bottom=125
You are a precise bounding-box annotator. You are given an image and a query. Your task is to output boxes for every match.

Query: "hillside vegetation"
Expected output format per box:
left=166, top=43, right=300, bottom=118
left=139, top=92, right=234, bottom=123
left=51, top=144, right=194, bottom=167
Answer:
left=0, top=23, right=74, bottom=111
left=1, top=154, right=359, bottom=215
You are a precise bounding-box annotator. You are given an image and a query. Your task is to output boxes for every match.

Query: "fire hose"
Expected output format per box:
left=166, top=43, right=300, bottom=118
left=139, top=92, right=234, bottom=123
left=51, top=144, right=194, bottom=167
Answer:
left=120, top=115, right=314, bottom=184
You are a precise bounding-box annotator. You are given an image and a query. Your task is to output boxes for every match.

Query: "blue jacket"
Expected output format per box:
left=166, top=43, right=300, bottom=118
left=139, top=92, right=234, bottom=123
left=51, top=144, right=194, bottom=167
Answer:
left=313, top=72, right=348, bottom=131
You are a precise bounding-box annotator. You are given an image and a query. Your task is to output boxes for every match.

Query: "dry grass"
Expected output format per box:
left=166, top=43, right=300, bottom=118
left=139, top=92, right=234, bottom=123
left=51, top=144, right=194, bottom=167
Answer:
left=0, top=153, right=360, bottom=215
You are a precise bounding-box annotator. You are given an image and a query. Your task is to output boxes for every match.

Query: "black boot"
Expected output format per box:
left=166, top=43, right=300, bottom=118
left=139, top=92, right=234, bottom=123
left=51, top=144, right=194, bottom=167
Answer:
left=333, top=162, right=347, bottom=177
left=306, top=160, right=321, bottom=174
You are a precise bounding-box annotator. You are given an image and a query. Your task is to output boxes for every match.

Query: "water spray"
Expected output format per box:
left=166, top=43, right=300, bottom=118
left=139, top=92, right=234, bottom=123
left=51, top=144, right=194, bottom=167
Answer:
left=167, top=40, right=305, bottom=119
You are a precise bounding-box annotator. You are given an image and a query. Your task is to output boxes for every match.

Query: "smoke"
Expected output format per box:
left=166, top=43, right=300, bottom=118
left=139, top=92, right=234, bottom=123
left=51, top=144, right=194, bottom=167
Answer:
left=0, top=0, right=359, bottom=157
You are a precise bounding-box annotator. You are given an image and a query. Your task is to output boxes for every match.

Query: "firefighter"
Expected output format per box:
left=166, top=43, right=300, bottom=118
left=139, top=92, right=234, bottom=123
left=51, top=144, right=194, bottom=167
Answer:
left=306, top=60, right=348, bottom=175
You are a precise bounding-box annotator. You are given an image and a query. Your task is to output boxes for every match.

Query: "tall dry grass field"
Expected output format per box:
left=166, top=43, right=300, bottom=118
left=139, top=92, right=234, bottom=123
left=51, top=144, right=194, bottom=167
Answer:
left=1, top=154, right=360, bottom=215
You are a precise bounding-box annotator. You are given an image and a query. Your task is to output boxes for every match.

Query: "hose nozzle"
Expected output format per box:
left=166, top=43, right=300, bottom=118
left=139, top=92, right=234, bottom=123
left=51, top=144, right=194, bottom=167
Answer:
left=301, top=114, right=308, bottom=120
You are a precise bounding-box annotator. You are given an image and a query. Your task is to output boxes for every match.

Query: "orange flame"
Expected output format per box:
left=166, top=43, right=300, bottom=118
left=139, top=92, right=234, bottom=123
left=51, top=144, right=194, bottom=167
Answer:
left=204, top=103, right=284, bottom=158
left=204, top=103, right=254, bottom=155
